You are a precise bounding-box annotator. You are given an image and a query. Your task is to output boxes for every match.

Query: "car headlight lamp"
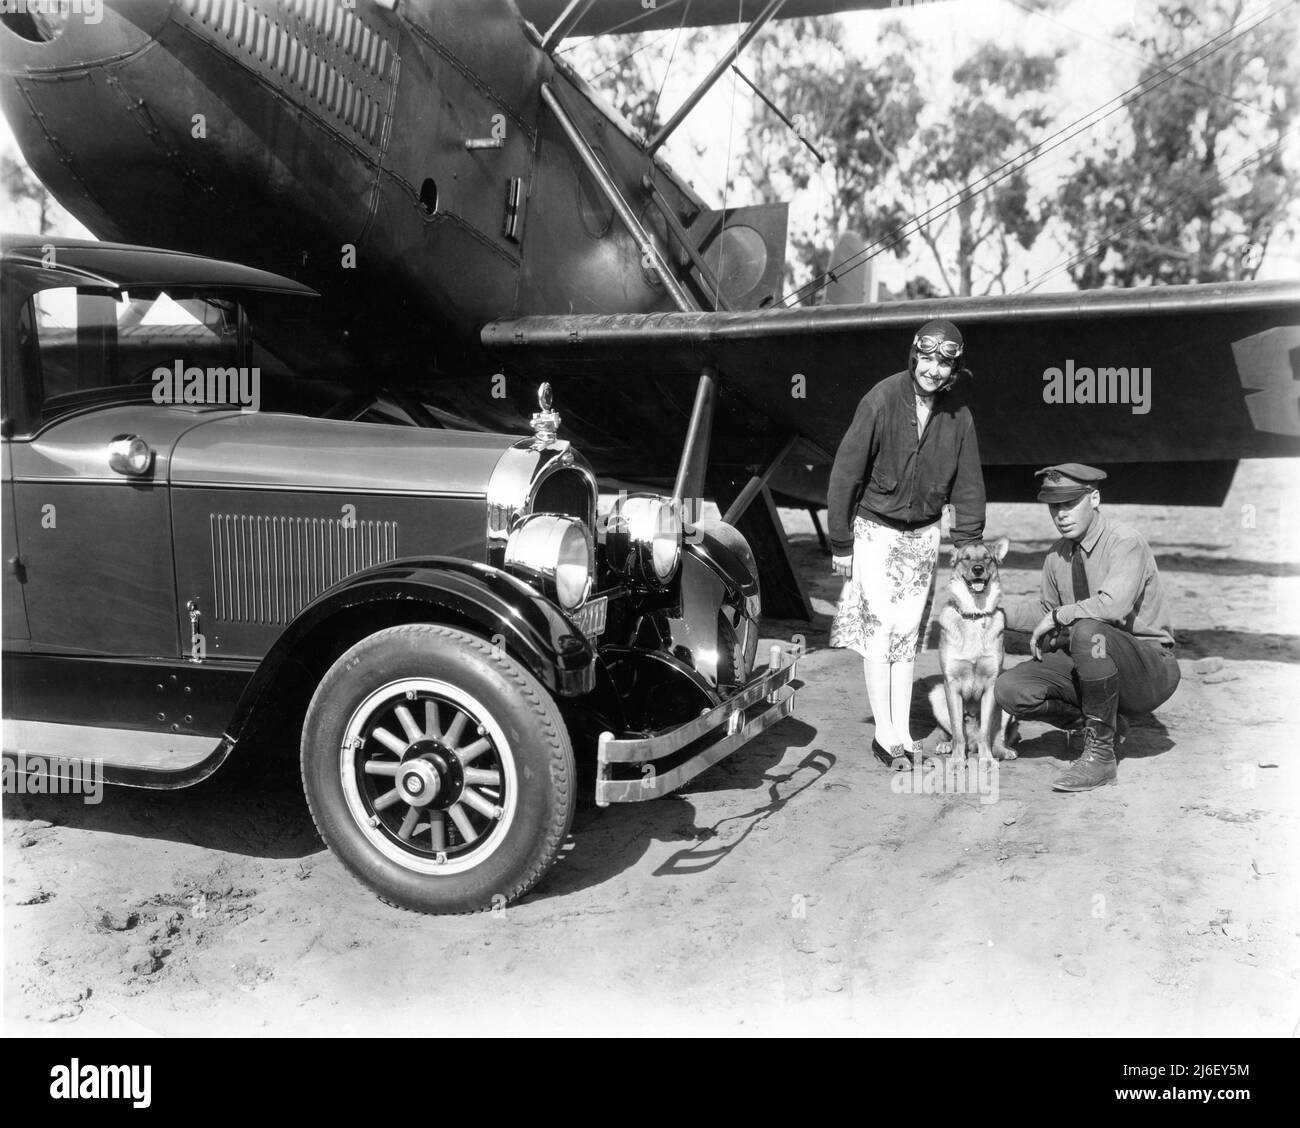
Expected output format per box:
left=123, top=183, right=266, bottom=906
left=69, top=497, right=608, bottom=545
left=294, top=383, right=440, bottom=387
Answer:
left=605, top=495, right=683, bottom=587
left=504, top=514, right=592, bottom=610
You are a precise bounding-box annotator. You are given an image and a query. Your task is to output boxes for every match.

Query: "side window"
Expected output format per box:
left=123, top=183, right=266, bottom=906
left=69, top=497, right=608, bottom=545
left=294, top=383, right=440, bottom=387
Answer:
left=26, top=287, right=240, bottom=423
left=32, top=287, right=122, bottom=401
left=115, top=291, right=240, bottom=387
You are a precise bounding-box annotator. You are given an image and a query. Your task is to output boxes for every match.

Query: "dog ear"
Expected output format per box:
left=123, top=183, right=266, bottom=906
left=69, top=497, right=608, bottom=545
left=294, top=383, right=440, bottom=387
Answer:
left=950, top=544, right=963, bottom=567
left=992, top=536, right=1010, bottom=562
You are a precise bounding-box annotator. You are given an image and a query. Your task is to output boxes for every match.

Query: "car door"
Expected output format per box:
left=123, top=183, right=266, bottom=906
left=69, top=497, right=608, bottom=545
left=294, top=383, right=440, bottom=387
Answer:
left=5, top=284, right=181, bottom=657
left=1, top=439, right=30, bottom=644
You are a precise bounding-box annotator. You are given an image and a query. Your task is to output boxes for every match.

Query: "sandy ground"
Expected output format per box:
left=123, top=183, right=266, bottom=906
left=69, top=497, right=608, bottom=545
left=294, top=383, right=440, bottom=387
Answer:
left=4, top=459, right=1298, bottom=1037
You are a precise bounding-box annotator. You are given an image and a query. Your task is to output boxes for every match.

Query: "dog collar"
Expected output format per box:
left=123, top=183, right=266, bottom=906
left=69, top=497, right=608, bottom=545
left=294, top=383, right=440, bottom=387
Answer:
left=958, top=609, right=999, bottom=620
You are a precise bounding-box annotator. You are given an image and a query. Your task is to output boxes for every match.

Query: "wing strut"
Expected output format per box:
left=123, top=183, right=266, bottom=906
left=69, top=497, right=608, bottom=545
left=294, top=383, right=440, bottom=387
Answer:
left=730, top=65, right=827, bottom=164
left=647, top=0, right=788, bottom=156
left=673, top=366, right=719, bottom=503
left=539, top=0, right=600, bottom=53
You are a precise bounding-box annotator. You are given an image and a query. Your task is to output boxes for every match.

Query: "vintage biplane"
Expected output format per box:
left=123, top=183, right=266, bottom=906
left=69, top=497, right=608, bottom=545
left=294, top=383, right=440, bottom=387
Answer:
left=2, top=0, right=1299, bottom=618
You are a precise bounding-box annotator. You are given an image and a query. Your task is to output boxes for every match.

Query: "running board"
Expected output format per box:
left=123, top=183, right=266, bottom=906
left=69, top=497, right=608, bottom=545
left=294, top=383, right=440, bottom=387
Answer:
left=2, top=719, right=231, bottom=789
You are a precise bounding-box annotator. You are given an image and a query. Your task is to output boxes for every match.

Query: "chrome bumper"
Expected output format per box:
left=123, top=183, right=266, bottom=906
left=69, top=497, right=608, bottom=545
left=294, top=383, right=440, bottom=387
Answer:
left=595, top=644, right=799, bottom=805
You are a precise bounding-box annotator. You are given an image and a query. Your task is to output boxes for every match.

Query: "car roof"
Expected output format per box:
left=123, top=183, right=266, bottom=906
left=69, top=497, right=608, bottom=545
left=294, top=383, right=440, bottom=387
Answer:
left=0, top=234, right=318, bottom=297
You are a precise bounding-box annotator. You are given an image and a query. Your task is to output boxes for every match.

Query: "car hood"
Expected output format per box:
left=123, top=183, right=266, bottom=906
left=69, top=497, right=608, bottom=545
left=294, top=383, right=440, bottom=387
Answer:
left=169, top=412, right=521, bottom=495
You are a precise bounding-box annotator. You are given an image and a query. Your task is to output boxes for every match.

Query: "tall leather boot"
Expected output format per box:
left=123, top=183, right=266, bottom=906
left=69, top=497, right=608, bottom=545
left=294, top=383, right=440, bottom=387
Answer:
left=1026, top=698, right=1128, bottom=752
left=1052, top=674, right=1119, bottom=791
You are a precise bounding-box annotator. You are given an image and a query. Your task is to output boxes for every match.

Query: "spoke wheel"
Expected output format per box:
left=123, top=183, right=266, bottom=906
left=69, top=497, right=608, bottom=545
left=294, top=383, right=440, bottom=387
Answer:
left=342, top=678, right=516, bottom=875
left=301, top=624, right=574, bottom=914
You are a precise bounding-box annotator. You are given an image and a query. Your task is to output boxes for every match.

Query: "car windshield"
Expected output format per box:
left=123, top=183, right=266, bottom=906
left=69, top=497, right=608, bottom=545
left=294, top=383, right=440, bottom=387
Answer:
left=14, top=282, right=482, bottom=431
left=25, top=286, right=240, bottom=419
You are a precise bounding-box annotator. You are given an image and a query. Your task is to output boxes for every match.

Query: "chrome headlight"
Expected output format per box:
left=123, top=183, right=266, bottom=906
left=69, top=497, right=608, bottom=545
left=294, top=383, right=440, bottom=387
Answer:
left=605, top=495, right=683, bottom=587
left=504, top=514, right=592, bottom=610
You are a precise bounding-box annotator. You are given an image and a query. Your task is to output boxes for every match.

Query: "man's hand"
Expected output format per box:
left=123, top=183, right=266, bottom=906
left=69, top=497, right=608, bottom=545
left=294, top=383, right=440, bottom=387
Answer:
left=832, top=554, right=853, bottom=579
left=1030, top=612, right=1057, bottom=660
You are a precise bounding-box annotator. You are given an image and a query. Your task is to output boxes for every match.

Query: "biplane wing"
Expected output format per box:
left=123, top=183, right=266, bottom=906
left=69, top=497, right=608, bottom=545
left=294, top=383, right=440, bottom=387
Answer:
left=516, top=0, right=908, bottom=36
left=483, top=279, right=1300, bottom=507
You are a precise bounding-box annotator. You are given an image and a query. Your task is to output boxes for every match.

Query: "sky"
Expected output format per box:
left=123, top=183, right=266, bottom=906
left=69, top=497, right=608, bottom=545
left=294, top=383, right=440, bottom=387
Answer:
left=2, top=0, right=1295, bottom=293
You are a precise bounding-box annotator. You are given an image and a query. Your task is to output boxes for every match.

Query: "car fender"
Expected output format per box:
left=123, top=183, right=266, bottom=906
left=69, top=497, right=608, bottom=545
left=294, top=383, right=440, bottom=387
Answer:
left=225, top=558, right=595, bottom=745
left=645, top=521, right=761, bottom=694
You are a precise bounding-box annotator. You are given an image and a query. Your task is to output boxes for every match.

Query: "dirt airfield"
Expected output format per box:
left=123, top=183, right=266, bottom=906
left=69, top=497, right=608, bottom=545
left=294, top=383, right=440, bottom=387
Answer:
left=4, top=459, right=1297, bottom=1037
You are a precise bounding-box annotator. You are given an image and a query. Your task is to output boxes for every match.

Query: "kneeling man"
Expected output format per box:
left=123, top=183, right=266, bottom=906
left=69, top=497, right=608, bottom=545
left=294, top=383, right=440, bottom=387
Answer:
left=996, top=464, right=1180, bottom=791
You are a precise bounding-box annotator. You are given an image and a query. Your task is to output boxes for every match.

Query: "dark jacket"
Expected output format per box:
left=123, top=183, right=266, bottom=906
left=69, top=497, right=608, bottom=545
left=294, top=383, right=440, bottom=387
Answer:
left=826, top=369, right=986, bottom=555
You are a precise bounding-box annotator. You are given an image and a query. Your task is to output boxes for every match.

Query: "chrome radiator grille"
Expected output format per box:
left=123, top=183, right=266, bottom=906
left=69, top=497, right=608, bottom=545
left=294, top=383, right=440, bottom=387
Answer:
left=210, top=514, right=399, bottom=625
left=531, top=467, right=596, bottom=527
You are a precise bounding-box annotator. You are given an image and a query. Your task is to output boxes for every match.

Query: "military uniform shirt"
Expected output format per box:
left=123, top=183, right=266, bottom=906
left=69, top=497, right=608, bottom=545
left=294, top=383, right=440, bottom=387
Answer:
left=1004, top=511, right=1175, bottom=646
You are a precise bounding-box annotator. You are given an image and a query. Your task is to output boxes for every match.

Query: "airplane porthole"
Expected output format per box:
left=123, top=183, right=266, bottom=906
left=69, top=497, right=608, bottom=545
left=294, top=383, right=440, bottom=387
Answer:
left=1, top=11, right=64, bottom=42
left=419, top=178, right=439, bottom=216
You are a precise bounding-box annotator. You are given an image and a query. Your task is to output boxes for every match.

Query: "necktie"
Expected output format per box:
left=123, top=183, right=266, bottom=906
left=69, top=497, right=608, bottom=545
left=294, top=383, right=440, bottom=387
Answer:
left=1072, top=544, right=1090, bottom=601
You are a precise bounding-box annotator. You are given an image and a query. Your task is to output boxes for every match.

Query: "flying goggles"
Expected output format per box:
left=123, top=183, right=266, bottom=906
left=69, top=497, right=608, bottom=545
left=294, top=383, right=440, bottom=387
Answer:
left=913, top=334, right=963, bottom=360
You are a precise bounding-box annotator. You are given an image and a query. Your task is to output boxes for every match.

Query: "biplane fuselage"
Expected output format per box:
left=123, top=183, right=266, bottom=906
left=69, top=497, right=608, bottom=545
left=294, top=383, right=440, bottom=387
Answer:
left=0, top=0, right=734, bottom=334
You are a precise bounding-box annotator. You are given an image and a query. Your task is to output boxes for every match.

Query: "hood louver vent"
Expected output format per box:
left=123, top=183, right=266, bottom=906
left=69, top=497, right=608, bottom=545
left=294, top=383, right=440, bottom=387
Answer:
left=210, top=513, right=398, bottom=625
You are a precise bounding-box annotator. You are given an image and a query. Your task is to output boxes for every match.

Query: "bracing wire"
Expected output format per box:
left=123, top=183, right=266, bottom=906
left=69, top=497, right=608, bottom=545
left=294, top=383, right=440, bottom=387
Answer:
left=558, top=0, right=695, bottom=54
left=650, top=1, right=694, bottom=134
left=588, top=26, right=684, bottom=81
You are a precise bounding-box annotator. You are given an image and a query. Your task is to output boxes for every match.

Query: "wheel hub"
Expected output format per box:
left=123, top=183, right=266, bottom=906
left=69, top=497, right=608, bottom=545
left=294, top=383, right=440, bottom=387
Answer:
left=397, top=758, right=441, bottom=807
left=339, top=675, right=518, bottom=877
left=399, top=739, right=464, bottom=810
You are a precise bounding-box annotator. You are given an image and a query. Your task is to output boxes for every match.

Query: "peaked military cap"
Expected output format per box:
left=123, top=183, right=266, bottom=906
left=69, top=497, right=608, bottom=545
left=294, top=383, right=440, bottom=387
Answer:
left=1035, top=463, right=1107, bottom=503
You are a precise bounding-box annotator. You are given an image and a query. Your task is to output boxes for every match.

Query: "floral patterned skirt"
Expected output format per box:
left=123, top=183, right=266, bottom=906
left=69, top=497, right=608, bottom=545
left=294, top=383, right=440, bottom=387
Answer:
left=830, top=515, right=940, bottom=662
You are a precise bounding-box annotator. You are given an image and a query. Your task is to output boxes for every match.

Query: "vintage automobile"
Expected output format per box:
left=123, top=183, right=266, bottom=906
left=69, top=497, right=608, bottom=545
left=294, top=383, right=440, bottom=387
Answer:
left=0, top=235, right=797, bottom=913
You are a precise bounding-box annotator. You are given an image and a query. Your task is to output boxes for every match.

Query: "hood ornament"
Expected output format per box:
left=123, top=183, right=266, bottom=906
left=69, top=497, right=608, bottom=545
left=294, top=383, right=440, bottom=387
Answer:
left=530, top=382, right=561, bottom=449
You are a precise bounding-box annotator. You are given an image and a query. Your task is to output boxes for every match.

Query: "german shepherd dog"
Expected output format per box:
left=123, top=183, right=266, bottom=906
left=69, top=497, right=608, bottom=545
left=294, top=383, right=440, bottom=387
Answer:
left=928, top=538, right=1019, bottom=761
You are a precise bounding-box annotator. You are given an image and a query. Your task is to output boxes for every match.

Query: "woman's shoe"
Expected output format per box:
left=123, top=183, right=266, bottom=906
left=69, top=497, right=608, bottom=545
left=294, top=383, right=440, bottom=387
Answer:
left=872, top=740, right=912, bottom=771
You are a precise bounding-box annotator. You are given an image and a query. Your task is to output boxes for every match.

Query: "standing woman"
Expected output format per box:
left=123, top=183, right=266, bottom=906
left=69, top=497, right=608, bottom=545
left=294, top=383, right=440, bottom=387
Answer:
left=827, top=319, right=987, bottom=770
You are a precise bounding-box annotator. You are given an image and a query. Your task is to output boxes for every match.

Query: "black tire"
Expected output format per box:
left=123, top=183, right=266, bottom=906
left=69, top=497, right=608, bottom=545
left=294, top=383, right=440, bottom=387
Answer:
left=300, top=624, right=574, bottom=914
